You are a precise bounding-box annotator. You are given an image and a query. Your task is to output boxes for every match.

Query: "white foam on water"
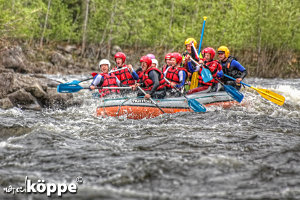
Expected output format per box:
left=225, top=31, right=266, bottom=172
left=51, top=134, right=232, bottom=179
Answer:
left=0, top=141, right=23, bottom=149
left=276, top=84, right=300, bottom=106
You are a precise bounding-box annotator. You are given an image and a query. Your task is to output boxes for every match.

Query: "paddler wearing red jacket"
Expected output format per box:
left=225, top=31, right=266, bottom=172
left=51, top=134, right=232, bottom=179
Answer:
left=187, top=47, right=222, bottom=94
left=131, top=56, right=166, bottom=99
left=89, top=59, right=123, bottom=98
left=164, top=52, right=188, bottom=97
left=111, top=52, right=139, bottom=86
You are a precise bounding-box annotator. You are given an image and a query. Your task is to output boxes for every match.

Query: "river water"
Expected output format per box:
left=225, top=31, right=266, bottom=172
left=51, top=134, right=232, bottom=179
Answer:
left=0, top=76, right=299, bottom=200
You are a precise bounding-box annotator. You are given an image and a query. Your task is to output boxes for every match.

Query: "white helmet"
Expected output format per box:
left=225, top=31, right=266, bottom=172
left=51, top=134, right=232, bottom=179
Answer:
left=151, top=59, right=158, bottom=67
left=98, top=59, right=111, bottom=70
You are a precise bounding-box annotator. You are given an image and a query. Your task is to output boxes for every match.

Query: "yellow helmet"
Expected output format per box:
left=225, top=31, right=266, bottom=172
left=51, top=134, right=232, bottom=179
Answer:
left=185, top=38, right=197, bottom=47
left=217, top=46, right=230, bottom=58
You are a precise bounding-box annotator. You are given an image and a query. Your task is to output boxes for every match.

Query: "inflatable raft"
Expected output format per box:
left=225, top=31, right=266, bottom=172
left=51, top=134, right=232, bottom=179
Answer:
left=96, top=91, right=238, bottom=119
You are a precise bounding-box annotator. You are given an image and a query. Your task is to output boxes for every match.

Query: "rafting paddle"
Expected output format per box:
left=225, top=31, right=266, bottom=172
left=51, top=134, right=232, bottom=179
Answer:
left=190, top=57, right=213, bottom=83
left=223, top=74, right=285, bottom=106
left=164, top=78, right=206, bottom=112
left=198, top=16, right=207, bottom=57
left=57, top=83, right=131, bottom=93
left=64, top=67, right=128, bottom=85
left=136, top=86, right=165, bottom=114
left=215, top=78, right=244, bottom=103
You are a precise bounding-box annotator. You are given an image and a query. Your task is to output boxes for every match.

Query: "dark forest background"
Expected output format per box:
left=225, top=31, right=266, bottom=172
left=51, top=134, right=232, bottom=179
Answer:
left=0, top=0, right=299, bottom=77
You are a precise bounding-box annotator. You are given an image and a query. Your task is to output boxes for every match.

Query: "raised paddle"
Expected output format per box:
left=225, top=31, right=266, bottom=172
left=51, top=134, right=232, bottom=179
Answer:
left=198, top=16, right=207, bottom=57
left=215, top=78, right=244, bottom=103
left=136, top=86, right=165, bottom=114
left=190, top=57, right=213, bottom=83
left=223, top=74, right=285, bottom=106
left=57, top=83, right=131, bottom=93
left=164, top=78, right=206, bottom=112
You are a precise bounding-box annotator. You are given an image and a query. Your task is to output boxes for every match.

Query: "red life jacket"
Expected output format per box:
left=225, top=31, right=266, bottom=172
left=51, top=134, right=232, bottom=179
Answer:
left=98, top=73, right=120, bottom=97
left=141, top=67, right=166, bottom=91
left=162, top=64, right=169, bottom=73
left=198, top=60, right=222, bottom=86
left=111, top=65, right=136, bottom=85
left=165, top=66, right=188, bottom=88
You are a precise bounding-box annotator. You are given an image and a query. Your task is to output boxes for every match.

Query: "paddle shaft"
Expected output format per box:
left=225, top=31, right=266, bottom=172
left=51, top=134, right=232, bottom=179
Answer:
left=223, top=74, right=284, bottom=104
left=198, top=16, right=207, bottom=56
left=164, top=78, right=206, bottom=112
left=164, top=78, right=188, bottom=99
left=136, top=86, right=165, bottom=114
left=89, top=86, right=131, bottom=90
left=190, top=57, right=203, bottom=69
left=223, top=74, right=249, bottom=87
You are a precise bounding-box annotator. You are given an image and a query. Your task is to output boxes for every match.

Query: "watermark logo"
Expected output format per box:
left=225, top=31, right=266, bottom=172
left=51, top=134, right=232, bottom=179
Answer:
left=3, top=176, right=83, bottom=197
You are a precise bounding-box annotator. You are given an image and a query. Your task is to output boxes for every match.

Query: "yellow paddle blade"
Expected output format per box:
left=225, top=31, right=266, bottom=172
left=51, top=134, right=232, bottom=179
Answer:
left=251, top=87, right=285, bottom=106
left=190, top=72, right=199, bottom=90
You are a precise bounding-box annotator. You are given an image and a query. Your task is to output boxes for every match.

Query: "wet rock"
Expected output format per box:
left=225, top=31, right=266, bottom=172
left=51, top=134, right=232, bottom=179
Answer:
left=111, top=45, right=122, bottom=56
left=57, top=44, right=77, bottom=54
left=0, top=46, right=30, bottom=73
left=0, top=98, right=14, bottom=109
left=43, top=88, right=74, bottom=109
left=50, top=52, right=69, bottom=67
left=7, top=89, right=36, bottom=107
left=0, top=71, right=78, bottom=110
left=24, top=82, right=47, bottom=99
left=0, top=72, right=14, bottom=98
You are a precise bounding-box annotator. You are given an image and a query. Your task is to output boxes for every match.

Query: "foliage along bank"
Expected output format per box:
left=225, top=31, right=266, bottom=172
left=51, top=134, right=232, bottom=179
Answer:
left=0, top=0, right=299, bottom=77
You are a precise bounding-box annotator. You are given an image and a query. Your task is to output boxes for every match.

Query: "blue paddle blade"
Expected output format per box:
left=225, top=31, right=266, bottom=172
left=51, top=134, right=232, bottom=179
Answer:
left=201, top=68, right=213, bottom=83
left=57, top=84, right=84, bottom=93
left=223, top=85, right=244, bottom=103
left=188, top=99, right=206, bottom=112
left=66, top=80, right=81, bottom=84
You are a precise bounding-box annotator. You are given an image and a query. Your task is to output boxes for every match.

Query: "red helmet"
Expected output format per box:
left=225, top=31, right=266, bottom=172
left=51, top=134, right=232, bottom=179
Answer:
left=114, top=52, right=126, bottom=63
left=140, top=56, right=152, bottom=67
left=170, top=52, right=182, bottom=64
left=201, top=47, right=215, bottom=59
left=165, top=53, right=172, bottom=61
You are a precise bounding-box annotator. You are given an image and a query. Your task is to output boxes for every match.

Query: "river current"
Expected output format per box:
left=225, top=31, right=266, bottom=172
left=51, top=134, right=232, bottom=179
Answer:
left=0, top=76, right=299, bottom=200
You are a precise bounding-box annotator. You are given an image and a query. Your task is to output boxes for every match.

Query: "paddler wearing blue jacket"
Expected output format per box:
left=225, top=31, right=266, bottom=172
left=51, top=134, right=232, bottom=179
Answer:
left=216, top=46, right=247, bottom=90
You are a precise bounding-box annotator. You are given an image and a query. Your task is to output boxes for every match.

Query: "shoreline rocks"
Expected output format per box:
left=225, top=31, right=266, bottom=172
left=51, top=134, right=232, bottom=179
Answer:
left=0, top=45, right=84, bottom=110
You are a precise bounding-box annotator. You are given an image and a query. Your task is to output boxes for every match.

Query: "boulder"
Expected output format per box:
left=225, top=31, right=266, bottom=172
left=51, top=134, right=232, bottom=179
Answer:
left=57, top=44, right=77, bottom=54
left=0, top=72, right=14, bottom=98
left=7, top=88, right=41, bottom=110
left=111, top=45, right=122, bottom=56
left=0, top=98, right=14, bottom=109
left=50, top=52, right=69, bottom=67
left=0, top=46, right=30, bottom=73
left=25, top=82, right=47, bottom=99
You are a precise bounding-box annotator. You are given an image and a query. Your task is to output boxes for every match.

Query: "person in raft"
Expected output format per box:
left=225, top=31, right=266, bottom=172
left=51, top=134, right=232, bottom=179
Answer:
left=151, top=58, right=159, bottom=68
left=182, top=38, right=200, bottom=87
left=162, top=53, right=172, bottom=73
left=131, top=56, right=166, bottom=99
left=216, top=46, right=247, bottom=90
left=89, top=59, right=124, bottom=98
left=164, top=52, right=188, bottom=97
left=187, top=47, right=222, bottom=94
left=111, top=52, right=139, bottom=86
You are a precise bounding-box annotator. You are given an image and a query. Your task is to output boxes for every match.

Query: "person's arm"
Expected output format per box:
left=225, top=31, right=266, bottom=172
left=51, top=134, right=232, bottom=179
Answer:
left=148, top=70, right=160, bottom=95
left=175, top=71, right=187, bottom=88
left=90, top=74, right=103, bottom=86
left=231, top=60, right=247, bottom=79
left=130, top=68, right=139, bottom=80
